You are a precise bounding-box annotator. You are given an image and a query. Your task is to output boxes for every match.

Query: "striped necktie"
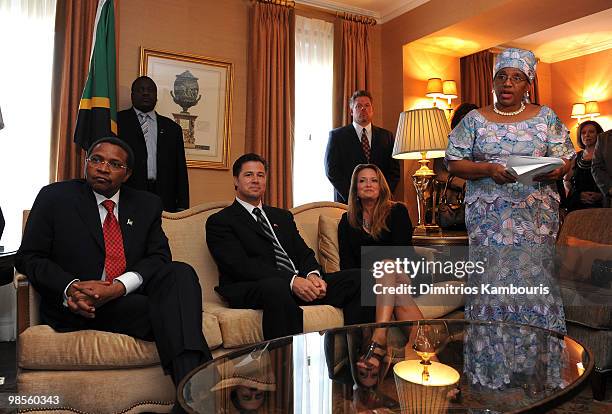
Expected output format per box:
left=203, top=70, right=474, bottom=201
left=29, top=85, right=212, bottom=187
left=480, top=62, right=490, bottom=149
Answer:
left=252, top=208, right=295, bottom=274
left=139, top=112, right=149, bottom=136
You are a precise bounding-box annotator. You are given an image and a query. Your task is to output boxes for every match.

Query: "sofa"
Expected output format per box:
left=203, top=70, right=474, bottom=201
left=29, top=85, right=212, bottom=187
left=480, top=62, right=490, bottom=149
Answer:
left=556, top=208, right=612, bottom=400
left=14, top=201, right=464, bottom=413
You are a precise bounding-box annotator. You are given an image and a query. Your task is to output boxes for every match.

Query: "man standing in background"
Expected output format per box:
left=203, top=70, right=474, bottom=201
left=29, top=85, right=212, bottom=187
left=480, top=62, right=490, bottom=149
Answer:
left=118, top=76, right=189, bottom=212
left=325, top=90, right=400, bottom=203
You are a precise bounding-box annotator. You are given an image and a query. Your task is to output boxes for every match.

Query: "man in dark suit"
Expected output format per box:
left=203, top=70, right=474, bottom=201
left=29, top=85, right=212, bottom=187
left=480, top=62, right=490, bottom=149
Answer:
left=15, top=137, right=210, bottom=413
left=325, top=90, right=400, bottom=203
left=206, top=153, right=374, bottom=340
left=118, top=76, right=189, bottom=212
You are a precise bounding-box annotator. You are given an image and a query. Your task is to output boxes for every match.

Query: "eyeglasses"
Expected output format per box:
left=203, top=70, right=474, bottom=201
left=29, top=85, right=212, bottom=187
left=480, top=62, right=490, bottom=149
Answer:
left=86, top=156, right=128, bottom=172
left=494, top=73, right=528, bottom=84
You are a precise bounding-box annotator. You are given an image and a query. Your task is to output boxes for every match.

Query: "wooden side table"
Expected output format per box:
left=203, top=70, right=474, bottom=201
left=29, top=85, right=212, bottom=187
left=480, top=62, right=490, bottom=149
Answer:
left=412, top=229, right=468, bottom=246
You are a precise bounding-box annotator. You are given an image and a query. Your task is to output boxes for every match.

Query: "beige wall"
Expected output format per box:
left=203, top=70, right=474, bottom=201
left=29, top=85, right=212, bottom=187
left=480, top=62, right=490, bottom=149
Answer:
left=118, top=1, right=385, bottom=206
left=549, top=49, right=612, bottom=146
left=118, top=0, right=249, bottom=206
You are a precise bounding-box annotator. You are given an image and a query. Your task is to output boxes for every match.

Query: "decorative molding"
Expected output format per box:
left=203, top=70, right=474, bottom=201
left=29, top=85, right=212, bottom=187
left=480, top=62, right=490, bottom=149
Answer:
left=379, top=0, right=429, bottom=23
left=542, top=38, right=612, bottom=63
left=296, top=0, right=429, bottom=23
left=296, top=0, right=380, bottom=20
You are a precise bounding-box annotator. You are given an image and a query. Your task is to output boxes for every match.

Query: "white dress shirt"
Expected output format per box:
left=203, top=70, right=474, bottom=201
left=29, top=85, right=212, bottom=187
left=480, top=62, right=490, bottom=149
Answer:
left=63, top=190, right=143, bottom=304
left=133, top=107, right=158, bottom=180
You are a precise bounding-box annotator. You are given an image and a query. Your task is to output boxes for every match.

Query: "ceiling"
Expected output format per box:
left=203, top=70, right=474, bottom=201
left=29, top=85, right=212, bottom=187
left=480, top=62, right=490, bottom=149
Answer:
left=507, top=8, right=612, bottom=63
left=296, top=0, right=429, bottom=23
left=297, top=0, right=612, bottom=62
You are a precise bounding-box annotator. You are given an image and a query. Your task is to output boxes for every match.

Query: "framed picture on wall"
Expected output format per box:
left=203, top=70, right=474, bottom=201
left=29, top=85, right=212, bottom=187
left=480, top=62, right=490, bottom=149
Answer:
left=140, top=47, right=233, bottom=170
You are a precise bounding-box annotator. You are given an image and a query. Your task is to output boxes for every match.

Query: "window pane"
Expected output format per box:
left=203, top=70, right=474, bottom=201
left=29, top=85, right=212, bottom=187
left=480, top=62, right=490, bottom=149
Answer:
left=293, top=16, right=334, bottom=206
left=0, top=0, right=56, bottom=251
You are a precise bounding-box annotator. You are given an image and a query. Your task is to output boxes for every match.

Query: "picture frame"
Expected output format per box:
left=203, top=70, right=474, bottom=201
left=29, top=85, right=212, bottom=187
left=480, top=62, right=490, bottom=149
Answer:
left=139, top=47, right=233, bottom=170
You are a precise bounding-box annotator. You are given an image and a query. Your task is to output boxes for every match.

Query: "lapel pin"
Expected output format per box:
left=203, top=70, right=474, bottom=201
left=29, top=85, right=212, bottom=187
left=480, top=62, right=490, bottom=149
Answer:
left=273, top=223, right=279, bottom=227
left=127, top=219, right=133, bottom=226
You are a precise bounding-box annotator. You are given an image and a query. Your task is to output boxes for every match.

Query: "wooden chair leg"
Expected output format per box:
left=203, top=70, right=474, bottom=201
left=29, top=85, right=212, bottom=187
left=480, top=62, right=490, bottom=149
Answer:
left=591, top=369, right=607, bottom=401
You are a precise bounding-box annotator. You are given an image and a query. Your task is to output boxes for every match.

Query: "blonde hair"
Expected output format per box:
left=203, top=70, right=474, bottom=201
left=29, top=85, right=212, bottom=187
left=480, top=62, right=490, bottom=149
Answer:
left=347, top=164, right=394, bottom=240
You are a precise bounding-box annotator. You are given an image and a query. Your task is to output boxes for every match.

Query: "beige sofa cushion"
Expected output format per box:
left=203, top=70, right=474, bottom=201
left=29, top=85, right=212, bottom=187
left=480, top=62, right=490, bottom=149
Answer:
left=318, top=215, right=341, bottom=273
left=211, top=305, right=344, bottom=348
left=292, top=202, right=347, bottom=264
left=20, top=312, right=223, bottom=370
left=162, top=202, right=231, bottom=308
left=19, top=325, right=160, bottom=370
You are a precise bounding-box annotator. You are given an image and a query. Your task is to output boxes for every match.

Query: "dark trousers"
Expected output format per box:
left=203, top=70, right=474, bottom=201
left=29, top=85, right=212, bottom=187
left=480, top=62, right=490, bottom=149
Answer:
left=43, top=261, right=212, bottom=384
left=218, top=269, right=375, bottom=340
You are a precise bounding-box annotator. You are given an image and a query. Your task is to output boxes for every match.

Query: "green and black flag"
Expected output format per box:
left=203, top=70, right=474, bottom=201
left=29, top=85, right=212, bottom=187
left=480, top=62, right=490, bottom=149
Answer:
left=73, top=0, right=117, bottom=150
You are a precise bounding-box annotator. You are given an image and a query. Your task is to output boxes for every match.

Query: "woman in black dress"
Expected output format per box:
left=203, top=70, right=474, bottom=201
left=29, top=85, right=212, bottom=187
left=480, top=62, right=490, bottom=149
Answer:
left=338, top=164, right=423, bottom=386
left=564, top=120, right=604, bottom=211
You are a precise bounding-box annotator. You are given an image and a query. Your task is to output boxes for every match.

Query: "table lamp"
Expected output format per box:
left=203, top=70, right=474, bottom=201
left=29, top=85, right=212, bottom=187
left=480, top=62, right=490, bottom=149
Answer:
left=392, top=108, right=450, bottom=234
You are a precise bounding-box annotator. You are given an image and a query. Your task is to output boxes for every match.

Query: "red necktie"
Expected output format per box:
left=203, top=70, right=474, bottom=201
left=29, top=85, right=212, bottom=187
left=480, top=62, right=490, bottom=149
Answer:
left=360, top=128, right=371, bottom=162
left=101, top=200, right=126, bottom=282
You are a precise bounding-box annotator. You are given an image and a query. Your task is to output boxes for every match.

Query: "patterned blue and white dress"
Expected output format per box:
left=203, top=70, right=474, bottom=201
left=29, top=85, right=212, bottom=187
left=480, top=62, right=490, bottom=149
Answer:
left=445, top=106, right=576, bottom=390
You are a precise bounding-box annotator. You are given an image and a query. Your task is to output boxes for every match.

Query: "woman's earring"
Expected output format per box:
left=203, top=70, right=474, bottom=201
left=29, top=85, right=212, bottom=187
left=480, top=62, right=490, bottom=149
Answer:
left=524, top=91, right=530, bottom=103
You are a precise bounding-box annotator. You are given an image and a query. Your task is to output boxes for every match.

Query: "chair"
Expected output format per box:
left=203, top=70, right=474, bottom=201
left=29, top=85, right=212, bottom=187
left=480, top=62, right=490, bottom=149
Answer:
left=556, top=208, right=612, bottom=400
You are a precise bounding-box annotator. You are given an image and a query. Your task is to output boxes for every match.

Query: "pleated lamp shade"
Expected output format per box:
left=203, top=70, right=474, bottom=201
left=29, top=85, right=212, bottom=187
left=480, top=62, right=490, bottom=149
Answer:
left=392, top=108, right=450, bottom=160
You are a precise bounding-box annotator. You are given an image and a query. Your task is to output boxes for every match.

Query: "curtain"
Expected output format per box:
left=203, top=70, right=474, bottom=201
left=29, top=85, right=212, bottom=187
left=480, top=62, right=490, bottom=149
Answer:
left=49, top=0, right=99, bottom=182
left=0, top=0, right=57, bottom=341
left=293, top=15, right=334, bottom=206
left=333, top=16, right=373, bottom=127
left=460, top=50, right=494, bottom=108
left=246, top=0, right=295, bottom=208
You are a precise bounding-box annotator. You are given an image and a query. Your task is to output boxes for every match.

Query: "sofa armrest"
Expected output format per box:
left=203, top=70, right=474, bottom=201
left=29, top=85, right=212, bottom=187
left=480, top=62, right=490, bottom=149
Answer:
left=14, top=272, right=38, bottom=334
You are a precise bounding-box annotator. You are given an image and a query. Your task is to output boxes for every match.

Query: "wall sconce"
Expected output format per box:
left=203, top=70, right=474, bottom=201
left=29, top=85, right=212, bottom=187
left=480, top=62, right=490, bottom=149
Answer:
left=571, top=103, right=586, bottom=122
left=426, top=78, right=444, bottom=107
left=585, top=101, right=600, bottom=118
left=442, top=80, right=457, bottom=109
left=571, top=101, right=600, bottom=123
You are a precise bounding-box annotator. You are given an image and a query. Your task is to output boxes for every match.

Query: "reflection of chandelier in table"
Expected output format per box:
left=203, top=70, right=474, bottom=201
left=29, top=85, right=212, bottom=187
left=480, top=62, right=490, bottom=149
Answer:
left=171, top=70, right=202, bottom=149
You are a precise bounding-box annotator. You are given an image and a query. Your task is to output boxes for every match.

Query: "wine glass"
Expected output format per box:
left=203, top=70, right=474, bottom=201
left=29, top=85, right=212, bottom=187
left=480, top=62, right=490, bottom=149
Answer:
left=412, top=321, right=450, bottom=382
left=413, top=321, right=450, bottom=365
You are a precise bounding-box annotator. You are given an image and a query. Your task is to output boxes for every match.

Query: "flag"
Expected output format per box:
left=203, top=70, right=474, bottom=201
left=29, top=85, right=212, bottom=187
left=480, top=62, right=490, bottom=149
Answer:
left=73, top=0, right=117, bottom=150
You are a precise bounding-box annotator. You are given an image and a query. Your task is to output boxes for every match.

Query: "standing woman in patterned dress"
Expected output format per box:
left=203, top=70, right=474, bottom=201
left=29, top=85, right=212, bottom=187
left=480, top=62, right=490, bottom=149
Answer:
left=445, top=48, right=576, bottom=389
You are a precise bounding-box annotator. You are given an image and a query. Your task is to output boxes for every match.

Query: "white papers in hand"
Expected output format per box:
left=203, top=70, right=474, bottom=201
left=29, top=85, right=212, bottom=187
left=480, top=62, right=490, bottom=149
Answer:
left=506, top=156, right=564, bottom=185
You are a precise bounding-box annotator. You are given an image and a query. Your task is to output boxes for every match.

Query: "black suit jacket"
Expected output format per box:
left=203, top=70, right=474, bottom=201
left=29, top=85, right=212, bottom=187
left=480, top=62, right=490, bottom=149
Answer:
left=117, top=108, right=189, bottom=212
left=325, top=124, right=400, bottom=203
left=206, top=200, right=321, bottom=291
left=15, top=179, right=171, bottom=329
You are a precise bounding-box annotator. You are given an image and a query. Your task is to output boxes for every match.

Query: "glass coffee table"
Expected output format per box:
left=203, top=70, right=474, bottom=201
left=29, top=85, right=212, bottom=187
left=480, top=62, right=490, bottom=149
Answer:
left=179, top=320, right=592, bottom=413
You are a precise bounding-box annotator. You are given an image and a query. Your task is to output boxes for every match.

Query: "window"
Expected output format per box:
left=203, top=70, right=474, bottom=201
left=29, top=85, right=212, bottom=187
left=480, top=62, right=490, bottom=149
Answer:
left=0, top=0, right=56, bottom=251
left=293, top=15, right=334, bottom=206
left=0, top=0, right=56, bottom=341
